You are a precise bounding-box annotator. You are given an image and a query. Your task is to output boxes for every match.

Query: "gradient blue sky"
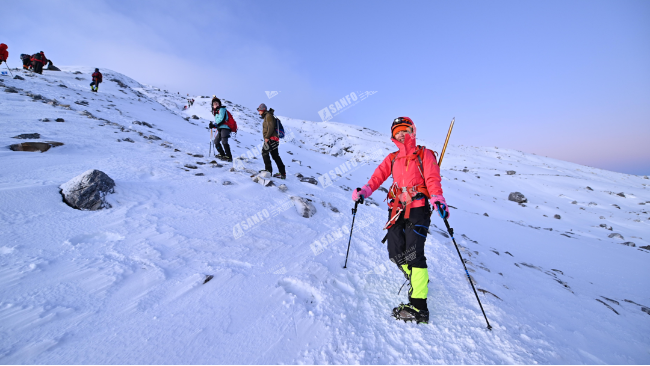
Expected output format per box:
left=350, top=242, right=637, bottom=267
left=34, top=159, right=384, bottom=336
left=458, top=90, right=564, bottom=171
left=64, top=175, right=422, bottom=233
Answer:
left=4, top=0, right=649, bottom=175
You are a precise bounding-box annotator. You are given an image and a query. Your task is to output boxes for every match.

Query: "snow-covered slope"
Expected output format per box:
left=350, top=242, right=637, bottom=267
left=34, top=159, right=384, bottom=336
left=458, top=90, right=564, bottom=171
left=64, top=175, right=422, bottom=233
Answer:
left=1, top=67, right=649, bottom=364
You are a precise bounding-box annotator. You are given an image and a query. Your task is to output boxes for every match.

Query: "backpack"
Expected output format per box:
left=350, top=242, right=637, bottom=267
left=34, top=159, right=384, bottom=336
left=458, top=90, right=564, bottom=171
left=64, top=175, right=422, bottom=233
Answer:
left=275, top=117, right=285, bottom=138
left=224, top=109, right=238, bottom=133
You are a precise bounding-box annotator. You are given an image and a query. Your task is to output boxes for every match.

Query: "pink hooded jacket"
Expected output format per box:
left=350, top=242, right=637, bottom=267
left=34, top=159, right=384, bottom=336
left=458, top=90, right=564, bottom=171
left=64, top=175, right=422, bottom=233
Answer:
left=365, top=125, right=443, bottom=209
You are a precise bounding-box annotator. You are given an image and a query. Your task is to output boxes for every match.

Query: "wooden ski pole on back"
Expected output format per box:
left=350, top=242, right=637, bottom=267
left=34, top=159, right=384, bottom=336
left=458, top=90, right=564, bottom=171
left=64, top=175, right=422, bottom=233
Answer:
left=438, top=117, right=454, bottom=166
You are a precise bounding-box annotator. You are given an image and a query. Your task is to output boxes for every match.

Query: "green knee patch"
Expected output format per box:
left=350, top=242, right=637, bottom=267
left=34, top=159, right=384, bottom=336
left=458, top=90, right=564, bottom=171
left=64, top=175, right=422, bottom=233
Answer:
left=409, top=267, right=429, bottom=299
left=400, top=264, right=412, bottom=277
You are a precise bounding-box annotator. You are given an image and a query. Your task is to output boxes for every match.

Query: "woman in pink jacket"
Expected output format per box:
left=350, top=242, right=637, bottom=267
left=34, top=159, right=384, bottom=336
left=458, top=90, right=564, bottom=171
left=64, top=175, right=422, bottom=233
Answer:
left=352, top=117, right=449, bottom=324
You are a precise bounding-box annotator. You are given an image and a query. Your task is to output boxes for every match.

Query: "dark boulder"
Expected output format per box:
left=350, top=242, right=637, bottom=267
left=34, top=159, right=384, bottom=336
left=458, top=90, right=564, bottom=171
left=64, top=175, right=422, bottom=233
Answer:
left=9, top=141, right=63, bottom=152
left=60, top=170, right=116, bottom=211
left=508, top=192, right=527, bottom=203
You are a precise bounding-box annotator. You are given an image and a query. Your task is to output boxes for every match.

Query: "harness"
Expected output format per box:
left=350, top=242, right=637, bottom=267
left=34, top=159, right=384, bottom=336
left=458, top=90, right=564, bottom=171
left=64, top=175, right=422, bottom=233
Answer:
left=383, top=146, right=437, bottom=230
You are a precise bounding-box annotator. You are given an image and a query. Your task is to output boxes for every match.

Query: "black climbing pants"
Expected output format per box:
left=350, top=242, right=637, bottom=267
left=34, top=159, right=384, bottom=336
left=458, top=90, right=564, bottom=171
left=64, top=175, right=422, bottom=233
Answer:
left=386, top=201, right=431, bottom=311
left=262, top=139, right=285, bottom=175
left=214, top=128, right=232, bottom=158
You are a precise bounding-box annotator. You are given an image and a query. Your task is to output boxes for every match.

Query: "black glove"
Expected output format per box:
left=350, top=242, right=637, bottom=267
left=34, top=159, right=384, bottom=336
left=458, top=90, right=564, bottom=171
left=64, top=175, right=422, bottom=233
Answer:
left=209, top=122, right=215, bottom=129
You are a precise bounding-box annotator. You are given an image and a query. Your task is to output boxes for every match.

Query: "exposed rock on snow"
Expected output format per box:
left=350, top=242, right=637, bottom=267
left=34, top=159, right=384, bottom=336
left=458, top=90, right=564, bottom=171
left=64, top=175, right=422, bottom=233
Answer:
left=9, top=141, right=63, bottom=152
left=12, top=133, right=41, bottom=139
left=299, top=176, right=318, bottom=185
left=608, top=233, right=624, bottom=240
left=133, top=121, right=154, bottom=128
left=60, top=169, right=116, bottom=211
left=507, top=170, right=516, bottom=175
left=554, top=214, right=561, bottom=219
left=620, top=242, right=635, bottom=247
left=55, top=118, right=65, bottom=122
left=13, top=75, right=24, bottom=80
left=508, top=192, right=527, bottom=203
left=291, top=196, right=317, bottom=218
left=222, top=181, right=234, bottom=185
left=279, top=184, right=288, bottom=192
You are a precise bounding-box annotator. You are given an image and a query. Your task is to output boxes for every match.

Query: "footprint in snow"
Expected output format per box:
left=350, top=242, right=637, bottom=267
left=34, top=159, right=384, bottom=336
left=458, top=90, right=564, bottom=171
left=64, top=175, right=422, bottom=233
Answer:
left=278, top=277, right=323, bottom=306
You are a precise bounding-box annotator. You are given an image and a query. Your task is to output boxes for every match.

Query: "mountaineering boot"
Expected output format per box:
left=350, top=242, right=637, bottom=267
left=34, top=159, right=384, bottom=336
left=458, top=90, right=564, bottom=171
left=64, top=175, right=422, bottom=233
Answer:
left=392, top=303, right=429, bottom=324
left=273, top=173, right=286, bottom=180
left=224, top=144, right=233, bottom=162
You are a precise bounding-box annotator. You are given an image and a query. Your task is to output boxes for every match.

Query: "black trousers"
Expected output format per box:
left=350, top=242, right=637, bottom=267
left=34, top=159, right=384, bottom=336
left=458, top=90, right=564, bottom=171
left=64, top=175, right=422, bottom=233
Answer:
left=90, top=80, right=100, bottom=90
left=386, top=201, right=431, bottom=269
left=262, top=139, right=285, bottom=175
left=32, top=62, right=43, bottom=74
left=214, top=128, right=232, bottom=158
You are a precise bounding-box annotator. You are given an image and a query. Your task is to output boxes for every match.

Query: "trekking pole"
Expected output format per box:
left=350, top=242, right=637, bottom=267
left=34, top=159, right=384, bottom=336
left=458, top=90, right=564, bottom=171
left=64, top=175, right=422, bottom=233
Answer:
left=3, top=62, right=14, bottom=77
left=343, top=189, right=364, bottom=269
left=434, top=117, right=492, bottom=330
left=438, top=117, right=454, bottom=166
left=209, top=128, right=213, bottom=157
left=435, top=204, right=492, bottom=330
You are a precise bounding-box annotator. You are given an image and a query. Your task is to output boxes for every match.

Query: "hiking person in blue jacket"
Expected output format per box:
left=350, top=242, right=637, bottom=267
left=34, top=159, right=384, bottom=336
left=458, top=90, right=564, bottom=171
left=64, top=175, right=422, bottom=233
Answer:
left=209, top=97, right=233, bottom=162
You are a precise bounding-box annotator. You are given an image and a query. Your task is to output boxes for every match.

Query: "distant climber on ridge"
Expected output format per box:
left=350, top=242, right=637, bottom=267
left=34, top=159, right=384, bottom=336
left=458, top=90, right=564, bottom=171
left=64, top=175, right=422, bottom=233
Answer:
left=257, top=103, right=286, bottom=179
left=0, top=43, right=8, bottom=66
left=30, top=51, right=48, bottom=74
left=20, top=54, right=32, bottom=70
left=90, top=68, right=102, bottom=92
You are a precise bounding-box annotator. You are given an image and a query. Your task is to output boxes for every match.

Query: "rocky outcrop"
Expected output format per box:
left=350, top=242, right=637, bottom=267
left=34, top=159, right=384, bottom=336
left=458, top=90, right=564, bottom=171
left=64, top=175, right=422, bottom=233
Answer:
left=508, top=192, right=527, bottom=203
left=291, top=196, right=317, bottom=218
left=12, top=133, right=40, bottom=139
left=9, top=141, right=63, bottom=152
left=60, top=170, right=116, bottom=211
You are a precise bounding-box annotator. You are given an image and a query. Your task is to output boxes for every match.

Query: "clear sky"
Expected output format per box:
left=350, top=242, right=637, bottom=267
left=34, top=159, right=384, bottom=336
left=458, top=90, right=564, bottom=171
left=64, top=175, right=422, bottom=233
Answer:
left=4, top=0, right=649, bottom=175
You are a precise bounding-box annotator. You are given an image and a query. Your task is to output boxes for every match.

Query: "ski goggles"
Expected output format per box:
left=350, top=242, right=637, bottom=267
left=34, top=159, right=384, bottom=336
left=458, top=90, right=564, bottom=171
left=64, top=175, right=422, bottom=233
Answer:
left=392, top=117, right=414, bottom=127
left=391, top=117, right=414, bottom=136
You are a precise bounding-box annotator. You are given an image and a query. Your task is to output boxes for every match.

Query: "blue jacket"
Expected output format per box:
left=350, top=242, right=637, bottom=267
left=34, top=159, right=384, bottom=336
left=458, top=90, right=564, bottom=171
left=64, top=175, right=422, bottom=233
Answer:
left=215, top=107, right=230, bottom=130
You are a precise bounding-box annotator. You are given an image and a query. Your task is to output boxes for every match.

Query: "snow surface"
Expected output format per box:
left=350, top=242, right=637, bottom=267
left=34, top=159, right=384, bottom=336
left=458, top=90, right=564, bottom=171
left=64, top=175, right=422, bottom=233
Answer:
left=1, top=67, right=649, bottom=364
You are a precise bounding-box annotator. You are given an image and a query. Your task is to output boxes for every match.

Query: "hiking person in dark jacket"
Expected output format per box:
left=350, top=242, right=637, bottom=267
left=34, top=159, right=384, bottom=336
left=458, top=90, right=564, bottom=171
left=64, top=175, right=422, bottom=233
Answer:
left=90, top=69, right=102, bottom=92
left=209, top=97, right=233, bottom=162
left=30, top=51, right=47, bottom=74
left=20, top=54, right=31, bottom=70
left=0, top=44, right=8, bottom=66
left=257, top=103, right=286, bottom=179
